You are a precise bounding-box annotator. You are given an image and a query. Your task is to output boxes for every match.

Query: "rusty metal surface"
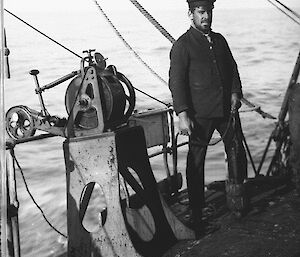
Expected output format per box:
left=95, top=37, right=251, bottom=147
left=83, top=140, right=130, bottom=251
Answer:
left=128, top=108, right=170, bottom=148
left=64, top=132, right=141, bottom=257
left=63, top=127, right=194, bottom=257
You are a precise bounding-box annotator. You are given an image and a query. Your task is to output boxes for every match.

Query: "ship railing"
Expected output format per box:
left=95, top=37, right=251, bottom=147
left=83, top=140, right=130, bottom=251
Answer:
left=128, top=107, right=184, bottom=197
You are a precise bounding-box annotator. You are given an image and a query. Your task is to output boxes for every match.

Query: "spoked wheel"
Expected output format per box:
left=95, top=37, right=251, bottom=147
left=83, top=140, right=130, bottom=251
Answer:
left=6, top=105, right=36, bottom=140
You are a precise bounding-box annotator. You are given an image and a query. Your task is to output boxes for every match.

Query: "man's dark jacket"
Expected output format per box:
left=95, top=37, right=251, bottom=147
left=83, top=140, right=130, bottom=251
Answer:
left=169, top=27, right=242, bottom=119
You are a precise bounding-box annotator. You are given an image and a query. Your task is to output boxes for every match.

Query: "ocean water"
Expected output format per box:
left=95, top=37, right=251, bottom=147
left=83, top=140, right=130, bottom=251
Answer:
left=3, top=5, right=300, bottom=257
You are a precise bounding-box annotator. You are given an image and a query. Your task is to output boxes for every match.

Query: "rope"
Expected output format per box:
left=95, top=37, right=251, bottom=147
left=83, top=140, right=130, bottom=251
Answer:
left=190, top=111, right=235, bottom=147
left=240, top=126, right=258, bottom=175
left=238, top=107, right=260, bottom=113
left=240, top=98, right=276, bottom=119
left=10, top=149, right=68, bottom=239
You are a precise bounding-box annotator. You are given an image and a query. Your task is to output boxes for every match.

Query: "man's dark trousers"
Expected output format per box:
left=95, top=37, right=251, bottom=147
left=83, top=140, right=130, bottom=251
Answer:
left=186, top=116, right=240, bottom=224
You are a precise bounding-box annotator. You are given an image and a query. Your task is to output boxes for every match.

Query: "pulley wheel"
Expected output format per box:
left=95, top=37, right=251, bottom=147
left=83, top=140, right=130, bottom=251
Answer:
left=6, top=105, right=36, bottom=140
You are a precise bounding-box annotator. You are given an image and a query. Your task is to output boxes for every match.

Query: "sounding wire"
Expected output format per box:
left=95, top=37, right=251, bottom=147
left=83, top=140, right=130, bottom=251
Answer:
left=5, top=8, right=170, bottom=107
left=5, top=5, right=281, bottom=115
left=4, top=9, right=82, bottom=59
left=10, top=149, right=68, bottom=239
left=92, top=0, right=170, bottom=107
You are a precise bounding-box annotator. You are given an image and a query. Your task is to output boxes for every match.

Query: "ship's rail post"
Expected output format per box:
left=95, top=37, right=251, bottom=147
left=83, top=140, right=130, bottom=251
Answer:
left=288, top=50, right=300, bottom=194
left=169, top=107, right=179, bottom=195
left=5, top=144, right=21, bottom=257
left=259, top=50, right=300, bottom=176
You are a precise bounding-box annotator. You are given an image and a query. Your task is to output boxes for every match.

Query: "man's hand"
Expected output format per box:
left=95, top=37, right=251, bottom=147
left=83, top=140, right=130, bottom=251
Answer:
left=178, top=111, right=193, bottom=136
left=231, top=93, right=241, bottom=113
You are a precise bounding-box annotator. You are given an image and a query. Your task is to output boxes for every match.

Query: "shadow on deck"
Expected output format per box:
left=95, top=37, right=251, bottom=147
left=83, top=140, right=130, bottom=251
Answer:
left=164, top=184, right=300, bottom=257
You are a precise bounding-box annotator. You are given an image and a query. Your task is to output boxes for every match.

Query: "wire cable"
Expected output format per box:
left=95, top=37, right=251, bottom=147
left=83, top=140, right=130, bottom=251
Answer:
left=10, top=149, right=67, bottom=239
left=267, top=0, right=300, bottom=26
left=128, top=0, right=276, bottom=120
left=5, top=6, right=274, bottom=116
left=6, top=7, right=170, bottom=107
left=4, top=9, right=82, bottom=59
left=273, top=0, right=300, bottom=20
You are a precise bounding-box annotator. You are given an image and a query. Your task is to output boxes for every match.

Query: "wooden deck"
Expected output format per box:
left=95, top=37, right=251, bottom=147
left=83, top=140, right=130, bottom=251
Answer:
left=164, top=184, right=300, bottom=257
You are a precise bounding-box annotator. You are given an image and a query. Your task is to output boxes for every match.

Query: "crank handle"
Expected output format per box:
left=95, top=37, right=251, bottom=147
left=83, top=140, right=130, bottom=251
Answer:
left=29, top=69, right=50, bottom=117
left=38, top=70, right=80, bottom=93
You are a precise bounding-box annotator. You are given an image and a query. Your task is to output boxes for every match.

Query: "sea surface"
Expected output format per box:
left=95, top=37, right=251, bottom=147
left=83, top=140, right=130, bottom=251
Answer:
left=3, top=5, right=300, bottom=257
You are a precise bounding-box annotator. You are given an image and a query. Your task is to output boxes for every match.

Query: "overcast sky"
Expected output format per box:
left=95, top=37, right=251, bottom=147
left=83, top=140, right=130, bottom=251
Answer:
left=5, top=0, right=300, bottom=12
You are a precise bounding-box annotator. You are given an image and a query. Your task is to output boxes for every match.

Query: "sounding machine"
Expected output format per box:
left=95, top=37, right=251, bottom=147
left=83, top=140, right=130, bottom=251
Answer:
left=6, top=50, right=194, bottom=257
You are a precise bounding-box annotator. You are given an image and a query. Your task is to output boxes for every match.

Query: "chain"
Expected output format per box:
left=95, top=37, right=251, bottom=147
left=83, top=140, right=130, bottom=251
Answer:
left=128, top=0, right=176, bottom=43
left=93, top=0, right=168, bottom=86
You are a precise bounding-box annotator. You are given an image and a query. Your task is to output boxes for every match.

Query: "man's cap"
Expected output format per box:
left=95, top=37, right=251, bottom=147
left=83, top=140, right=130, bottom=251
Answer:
left=187, top=0, right=215, bottom=10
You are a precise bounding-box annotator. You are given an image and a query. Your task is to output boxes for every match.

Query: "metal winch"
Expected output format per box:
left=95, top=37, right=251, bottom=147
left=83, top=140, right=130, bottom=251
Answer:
left=6, top=49, right=136, bottom=139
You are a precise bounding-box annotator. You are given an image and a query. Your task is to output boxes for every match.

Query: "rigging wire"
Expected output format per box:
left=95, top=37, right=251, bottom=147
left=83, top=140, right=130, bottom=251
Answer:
left=10, top=149, right=68, bottom=239
left=5, top=3, right=286, bottom=117
left=267, top=0, right=300, bottom=26
left=2, top=0, right=296, bottom=245
left=273, top=0, right=300, bottom=20
left=128, top=0, right=276, bottom=120
left=133, top=86, right=171, bottom=107
left=4, top=9, right=82, bottom=59
left=5, top=8, right=170, bottom=107
left=4, top=6, right=278, bottom=116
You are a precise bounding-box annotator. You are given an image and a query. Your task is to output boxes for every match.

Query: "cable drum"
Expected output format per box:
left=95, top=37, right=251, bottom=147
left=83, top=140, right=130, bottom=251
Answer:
left=65, top=68, right=136, bottom=131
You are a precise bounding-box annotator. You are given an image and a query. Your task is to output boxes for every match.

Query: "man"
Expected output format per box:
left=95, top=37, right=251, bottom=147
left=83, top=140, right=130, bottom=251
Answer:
left=168, top=0, right=246, bottom=235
